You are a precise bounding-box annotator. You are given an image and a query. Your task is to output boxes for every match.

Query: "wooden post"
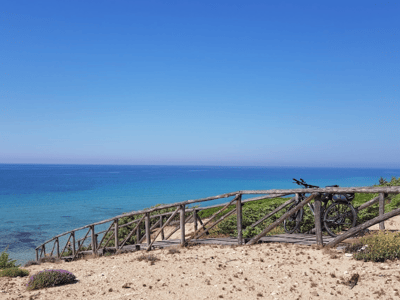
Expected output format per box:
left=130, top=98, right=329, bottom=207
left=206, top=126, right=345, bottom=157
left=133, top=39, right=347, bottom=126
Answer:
left=379, top=193, right=385, bottom=230
left=114, top=219, right=119, bottom=250
left=91, top=225, right=96, bottom=255
left=236, top=194, right=243, bottom=245
left=71, top=231, right=76, bottom=256
left=42, top=245, right=46, bottom=257
left=180, top=205, right=186, bottom=246
left=95, top=234, right=98, bottom=251
left=145, top=213, right=151, bottom=246
left=314, top=195, right=323, bottom=246
left=160, top=216, right=165, bottom=240
left=136, top=221, right=141, bottom=244
left=36, top=249, right=39, bottom=261
left=193, top=209, right=198, bottom=232
left=56, top=238, right=60, bottom=258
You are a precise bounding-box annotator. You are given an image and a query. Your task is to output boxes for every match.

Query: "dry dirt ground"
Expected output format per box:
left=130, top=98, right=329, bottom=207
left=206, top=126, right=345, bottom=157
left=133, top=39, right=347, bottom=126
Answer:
left=2, top=216, right=400, bottom=300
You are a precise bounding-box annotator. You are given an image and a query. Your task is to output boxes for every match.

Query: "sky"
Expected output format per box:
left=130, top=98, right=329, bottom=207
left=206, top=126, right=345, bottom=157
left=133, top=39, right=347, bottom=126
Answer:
left=0, top=1, right=399, bottom=168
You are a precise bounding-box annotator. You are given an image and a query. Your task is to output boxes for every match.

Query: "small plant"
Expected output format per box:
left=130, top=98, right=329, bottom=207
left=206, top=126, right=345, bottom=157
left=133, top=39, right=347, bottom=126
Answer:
left=137, top=254, right=159, bottom=264
left=349, top=231, right=400, bottom=262
left=23, top=260, right=41, bottom=267
left=26, top=269, right=76, bottom=291
left=0, top=268, right=29, bottom=277
left=168, top=248, right=181, bottom=254
left=0, top=246, right=20, bottom=269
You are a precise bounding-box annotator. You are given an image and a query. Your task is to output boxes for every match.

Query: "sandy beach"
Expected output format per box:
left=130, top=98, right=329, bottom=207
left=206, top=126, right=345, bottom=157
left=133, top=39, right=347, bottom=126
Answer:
left=2, top=217, right=400, bottom=300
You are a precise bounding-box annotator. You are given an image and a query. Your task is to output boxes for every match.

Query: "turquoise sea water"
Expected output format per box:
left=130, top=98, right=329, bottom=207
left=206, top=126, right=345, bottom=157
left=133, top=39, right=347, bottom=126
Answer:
left=1, top=164, right=399, bottom=264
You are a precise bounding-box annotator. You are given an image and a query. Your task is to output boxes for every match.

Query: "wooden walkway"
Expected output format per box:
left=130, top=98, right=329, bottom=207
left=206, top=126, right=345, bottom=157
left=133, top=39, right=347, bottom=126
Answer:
left=61, top=234, right=337, bottom=260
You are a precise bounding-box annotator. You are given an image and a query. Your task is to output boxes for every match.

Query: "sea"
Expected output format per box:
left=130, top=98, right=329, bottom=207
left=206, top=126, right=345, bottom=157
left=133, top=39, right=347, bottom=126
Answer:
left=1, top=164, right=399, bottom=265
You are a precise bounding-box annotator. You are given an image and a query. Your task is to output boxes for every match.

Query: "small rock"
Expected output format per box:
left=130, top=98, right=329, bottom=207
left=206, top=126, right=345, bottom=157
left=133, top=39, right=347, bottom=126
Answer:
left=108, top=288, right=113, bottom=292
left=122, top=283, right=130, bottom=288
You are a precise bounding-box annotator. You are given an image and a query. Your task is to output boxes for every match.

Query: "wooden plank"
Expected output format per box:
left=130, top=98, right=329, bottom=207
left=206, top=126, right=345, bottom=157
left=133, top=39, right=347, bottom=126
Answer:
left=180, top=205, right=186, bottom=246
left=314, top=197, right=323, bottom=246
left=96, top=222, right=114, bottom=251
left=72, top=228, right=91, bottom=260
left=118, top=214, right=145, bottom=250
left=247, top=193, right=318, bottom=245
left=237, top=194, right=243, bottom=245
left=379, top=193, right=385, bottom=230
left=91, top=225, right=96, bottom=255
left=250, top=196, right=295, bottom=228
left=186, top=194, right=240, bottom=244
left=59, top=233, right=73, bottom=258
left=356, top=195, right=380, bottom=211
left=326, top=207, right=400, bottom=247
left=146, top=206, right=180, bottom=251
left=71, top=232, right=76, bottom=256
left=114, top=219, right=119, bottom=250
left=160, top=216, right=165, bottom=240
left=192, top=207, right=237, bottom=241
left=193, top=209, right=198, bottom=232
left=145, top=213, right=151, bottom=245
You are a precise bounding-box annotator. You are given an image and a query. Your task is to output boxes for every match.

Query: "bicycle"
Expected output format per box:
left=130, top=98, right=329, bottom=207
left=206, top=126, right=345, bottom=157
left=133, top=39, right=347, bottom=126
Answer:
left=283, top=178, right=357, bottom=237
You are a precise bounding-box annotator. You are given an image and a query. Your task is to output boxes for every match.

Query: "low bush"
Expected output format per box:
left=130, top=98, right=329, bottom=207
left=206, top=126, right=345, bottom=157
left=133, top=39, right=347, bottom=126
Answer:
left=0, top=246, right=20, bottom=269
left=26, top=269, right=76, bottom=291
left=0, top=268, right=29, bottom=277
left=351, top=231, right=400, bottom=262
left=23, top=261, right=41, bottom=267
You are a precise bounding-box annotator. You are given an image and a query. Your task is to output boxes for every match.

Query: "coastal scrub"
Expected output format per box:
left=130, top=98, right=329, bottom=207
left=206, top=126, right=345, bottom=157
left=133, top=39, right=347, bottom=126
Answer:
left=26, top=269, right=76, bottom=290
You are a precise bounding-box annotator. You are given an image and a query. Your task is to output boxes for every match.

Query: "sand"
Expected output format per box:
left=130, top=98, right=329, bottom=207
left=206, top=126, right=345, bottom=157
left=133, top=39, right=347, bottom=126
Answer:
left=2, top=218, right=400, bottom=300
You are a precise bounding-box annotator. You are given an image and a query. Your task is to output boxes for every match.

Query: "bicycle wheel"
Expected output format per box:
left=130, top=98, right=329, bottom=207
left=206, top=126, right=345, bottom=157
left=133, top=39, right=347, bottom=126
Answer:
left=323, top=202, right=357, bottom=237
left=283, top=204, right=303, bottom=234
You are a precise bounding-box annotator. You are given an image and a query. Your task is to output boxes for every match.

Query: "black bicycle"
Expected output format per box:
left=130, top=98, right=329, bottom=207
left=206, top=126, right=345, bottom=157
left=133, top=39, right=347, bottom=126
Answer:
left=283, top=178, right=357, bottom=237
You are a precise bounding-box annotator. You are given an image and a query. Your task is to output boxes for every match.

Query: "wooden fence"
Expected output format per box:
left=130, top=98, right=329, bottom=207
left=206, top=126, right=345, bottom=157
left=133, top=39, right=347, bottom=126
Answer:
left=35, top=186, right=400, bottom=261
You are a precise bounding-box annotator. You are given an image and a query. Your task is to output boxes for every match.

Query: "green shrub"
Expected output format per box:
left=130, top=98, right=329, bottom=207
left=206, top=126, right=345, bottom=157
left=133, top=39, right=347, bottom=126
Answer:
left=0, top=246, right=20, bottom=269
left=26, top=269, right=76, bottom=290
left=0, top=268, right=29, bottom=277
left=351, top=231, right=400, bottom=262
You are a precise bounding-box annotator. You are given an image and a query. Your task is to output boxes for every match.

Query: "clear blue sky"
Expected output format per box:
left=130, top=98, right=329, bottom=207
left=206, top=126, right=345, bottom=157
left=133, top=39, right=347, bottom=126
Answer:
left=1, top=1, right=399, bottom=167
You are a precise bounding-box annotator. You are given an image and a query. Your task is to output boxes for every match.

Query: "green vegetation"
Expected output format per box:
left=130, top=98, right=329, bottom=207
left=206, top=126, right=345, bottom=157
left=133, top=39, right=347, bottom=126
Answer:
left=347, top=231, right=400, bottom=262
left=0, top=246, right=20, bottom=269
left=0, top=267, right=29, bottom=277
left=26, top=269, right=76, bottom=290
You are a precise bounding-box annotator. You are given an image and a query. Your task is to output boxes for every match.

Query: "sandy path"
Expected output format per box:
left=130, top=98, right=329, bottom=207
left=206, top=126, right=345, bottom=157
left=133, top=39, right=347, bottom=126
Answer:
left=2, top=243, right=400, bottom=300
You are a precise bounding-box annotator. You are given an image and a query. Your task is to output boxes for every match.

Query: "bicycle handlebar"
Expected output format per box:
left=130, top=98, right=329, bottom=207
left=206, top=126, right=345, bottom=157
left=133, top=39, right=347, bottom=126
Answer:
left=292, top=178, right=319, bottom=189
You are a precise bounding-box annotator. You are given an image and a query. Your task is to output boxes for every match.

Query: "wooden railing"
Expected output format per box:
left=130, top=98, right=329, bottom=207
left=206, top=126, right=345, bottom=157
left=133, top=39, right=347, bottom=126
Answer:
left=35, top=186, right=400, bottom=261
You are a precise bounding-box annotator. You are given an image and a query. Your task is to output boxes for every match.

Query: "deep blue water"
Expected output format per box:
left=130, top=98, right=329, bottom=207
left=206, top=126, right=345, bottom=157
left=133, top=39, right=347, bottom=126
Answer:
left=1, top=164, right=399, bottom=264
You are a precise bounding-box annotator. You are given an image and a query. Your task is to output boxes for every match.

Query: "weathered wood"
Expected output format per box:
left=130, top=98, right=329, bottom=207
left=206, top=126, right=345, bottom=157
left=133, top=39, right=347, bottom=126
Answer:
left=326, top=207, right=400, bottom=247
left=180, top=205, right=186, bottom=246
left=42, top=245, right=45, bottom=258
left=102, top=231, right=115, bottom=249
left=59, top=233, right=73, bottom=258
left=314, top=197, right=323, bottom=246
left=96, top=222, right=114, bottom=251
left=193, top=207, right=237, bottom=241
left=36, top=249, right=39, bottom=261
left=237, top=194, right=243, bottom=245
left=146, top=206, right=180, bottom=251
left=193, top=209, right=198, bottom=232
left=160, top=216, right=165, bottom=240
left=164, top=214, right=193, bottom=241
left=36, top=187, right=400, bottom=251
left=145, top=213, right=151, bottom=245
left=71, top=232, right=76, bottom=256
left=91, top=226, right=96, bottom=255
left=250, top=196, right=296, bottom=228
left=73, top=228, right=91, bottom=259
left=247, top=193, right=319, bottom=245
left=356, top=195, right=380, bottom=211
left=50, top=239, right=57, bottom=257
left=379, top=193, right=385, bottom=230
left=118, top=214, right=146, bottom=250
left=240, top=186, right=400, bottom=195
left=188, top=194, right=240, bottom=243
left=137, top=221, right=141, bottom=243
left=114, top=219, right=119, bottom=250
